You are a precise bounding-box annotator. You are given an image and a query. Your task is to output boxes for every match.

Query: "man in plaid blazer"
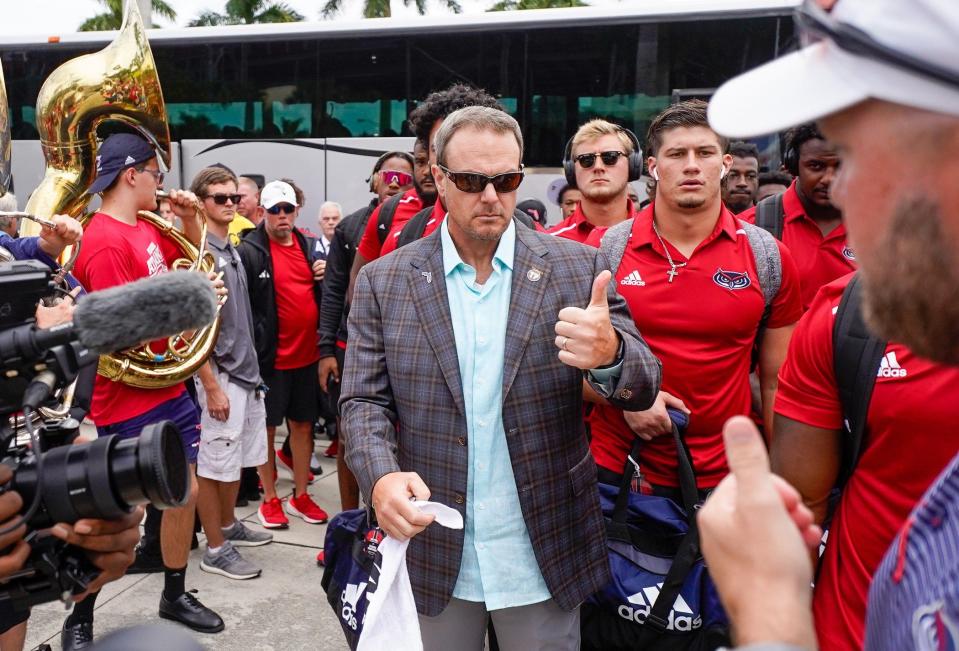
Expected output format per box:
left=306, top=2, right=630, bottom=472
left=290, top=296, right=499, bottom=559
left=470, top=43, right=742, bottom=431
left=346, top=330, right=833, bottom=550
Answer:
left=341, top=106, right=661, bottom=649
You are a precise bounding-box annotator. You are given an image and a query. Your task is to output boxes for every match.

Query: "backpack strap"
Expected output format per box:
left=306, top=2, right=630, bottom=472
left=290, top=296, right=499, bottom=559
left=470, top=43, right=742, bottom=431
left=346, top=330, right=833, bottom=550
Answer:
left=375, top=193, right=404, bottom=245
left=396, top=206, right=433, bottom=249
left=832, top=273, right=887, bottom=485
left=739, top=219, right=782, bottom=332
left=598, top=218, right=634, bottom=275
left=754, top=193, right=785, bottom=241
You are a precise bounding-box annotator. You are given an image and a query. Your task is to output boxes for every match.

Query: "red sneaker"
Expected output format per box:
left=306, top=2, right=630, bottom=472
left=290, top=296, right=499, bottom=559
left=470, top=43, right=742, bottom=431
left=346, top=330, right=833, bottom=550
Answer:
left=275, top=448, right=316, bottom=484
left=316, top=550, right=325, bottom=567
left=323, top=439, right=339, bottom=458
left=257, top=497, right=289, bottom=529
left=285, top=493, right=329, bottom=524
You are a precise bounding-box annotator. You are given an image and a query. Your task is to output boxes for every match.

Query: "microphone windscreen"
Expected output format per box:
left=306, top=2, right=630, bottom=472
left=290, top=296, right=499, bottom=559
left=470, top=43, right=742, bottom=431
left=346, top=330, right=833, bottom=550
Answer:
left=72, top=271, right=217, bottom=354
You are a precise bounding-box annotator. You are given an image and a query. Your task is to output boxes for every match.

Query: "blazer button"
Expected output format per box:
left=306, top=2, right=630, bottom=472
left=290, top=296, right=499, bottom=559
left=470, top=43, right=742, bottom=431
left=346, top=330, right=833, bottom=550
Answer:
left=454, top=494, right=465, bottom=505
left=457, top=436, right=467, bottom=446
left=619, top=388, right=633, bottom=400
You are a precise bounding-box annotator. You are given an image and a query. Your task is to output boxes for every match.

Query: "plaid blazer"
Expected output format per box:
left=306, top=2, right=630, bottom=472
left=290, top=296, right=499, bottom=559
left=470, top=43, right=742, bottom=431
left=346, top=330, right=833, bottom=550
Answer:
left=341, top=221, right=661, bottom=616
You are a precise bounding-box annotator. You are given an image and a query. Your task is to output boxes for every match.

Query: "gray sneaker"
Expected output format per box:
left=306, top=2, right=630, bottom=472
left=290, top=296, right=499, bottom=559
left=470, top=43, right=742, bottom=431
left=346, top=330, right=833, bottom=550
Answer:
left=200, top=541, right=261, bottom=580
left=222, top=520, right=273, bottom=547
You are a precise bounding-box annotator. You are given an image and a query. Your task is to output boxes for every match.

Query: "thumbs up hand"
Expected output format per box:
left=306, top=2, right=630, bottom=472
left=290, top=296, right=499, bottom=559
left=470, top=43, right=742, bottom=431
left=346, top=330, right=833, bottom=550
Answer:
left=555, top=270, right=621, bottom=369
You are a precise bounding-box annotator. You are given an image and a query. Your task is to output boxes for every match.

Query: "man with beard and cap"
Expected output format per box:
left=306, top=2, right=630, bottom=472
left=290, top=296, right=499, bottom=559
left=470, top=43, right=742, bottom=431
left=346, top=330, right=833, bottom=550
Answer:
left=698, top=1, right=959, bottom=650
left=740, top=123, right=853, bottom=310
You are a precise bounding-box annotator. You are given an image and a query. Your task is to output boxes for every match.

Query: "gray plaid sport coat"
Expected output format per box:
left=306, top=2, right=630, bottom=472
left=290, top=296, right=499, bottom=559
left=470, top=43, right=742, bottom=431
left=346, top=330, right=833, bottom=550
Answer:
left=341, top=221, right=661, bottom=617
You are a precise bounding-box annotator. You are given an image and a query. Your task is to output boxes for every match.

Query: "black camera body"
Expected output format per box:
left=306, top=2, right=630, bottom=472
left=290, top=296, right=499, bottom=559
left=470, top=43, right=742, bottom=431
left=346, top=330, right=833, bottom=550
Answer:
left=0, top=261, right=189, bottom=611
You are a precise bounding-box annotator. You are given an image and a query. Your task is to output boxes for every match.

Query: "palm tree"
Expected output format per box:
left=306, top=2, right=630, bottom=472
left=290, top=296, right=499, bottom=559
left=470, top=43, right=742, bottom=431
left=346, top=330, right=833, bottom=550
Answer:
left=190, top=0, right=305, bottom=25
left=487, top=0, right=587, bottom=9
left=79, top=0, right=176, bottom=30
left=321, top=0, right=463, bottom=20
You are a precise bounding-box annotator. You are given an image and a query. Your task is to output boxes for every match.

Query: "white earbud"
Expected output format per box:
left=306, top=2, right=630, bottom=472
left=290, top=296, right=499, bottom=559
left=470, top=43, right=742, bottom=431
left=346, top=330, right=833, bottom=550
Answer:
left=651, top=168, right=660, bottom=182
left=720, top=166, right=728, bottom=181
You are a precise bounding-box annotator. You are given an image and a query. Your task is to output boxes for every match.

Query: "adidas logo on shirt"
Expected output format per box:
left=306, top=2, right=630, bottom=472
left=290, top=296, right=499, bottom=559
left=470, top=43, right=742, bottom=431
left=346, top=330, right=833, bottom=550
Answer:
left=258, top=270, right=270, bottom=279
left=619, top=270, right=646, bottom=287
left=877, top=351, right=907, bottom=378
left=618, top=582, right=702, bottom=631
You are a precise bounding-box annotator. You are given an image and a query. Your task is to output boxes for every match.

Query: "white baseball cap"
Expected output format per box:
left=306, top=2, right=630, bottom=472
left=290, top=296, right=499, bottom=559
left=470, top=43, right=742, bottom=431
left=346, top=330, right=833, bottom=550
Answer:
left=708, top=0, right=959, bottom=139
left=260, top=180, right=299, bottom=209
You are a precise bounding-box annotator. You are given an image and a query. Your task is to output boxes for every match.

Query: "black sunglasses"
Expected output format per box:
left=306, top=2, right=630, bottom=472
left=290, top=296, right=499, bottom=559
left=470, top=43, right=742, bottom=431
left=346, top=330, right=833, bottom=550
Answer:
left=438, top=165, right=524, bottom=194
left=266, top=204, right=296, bottom=215
left=575, top=151, right=626, bottom=169
left=205, top=193, right=241, bottom=205
left=797, top=0, right=959, bottom=90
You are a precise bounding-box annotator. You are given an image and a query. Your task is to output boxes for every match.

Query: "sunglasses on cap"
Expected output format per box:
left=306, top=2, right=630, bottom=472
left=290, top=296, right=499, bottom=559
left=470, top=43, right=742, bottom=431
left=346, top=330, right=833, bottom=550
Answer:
left=796, top=0, right=959, bottom=89
left=438, top=165, right=524, bottom=194
left=575, top=151, right=626, bottom=169
left=380, top=170, right=413, bottom=186
left=266, top=204, right=296, bottom=215
left=205, top=193, right=241, bottom=205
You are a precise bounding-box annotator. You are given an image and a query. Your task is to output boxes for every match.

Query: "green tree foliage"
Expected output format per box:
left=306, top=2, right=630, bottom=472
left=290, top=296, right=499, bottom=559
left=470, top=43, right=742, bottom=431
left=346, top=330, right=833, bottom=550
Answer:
left=79, top=0, right=176, bottom=31
left=190, top=0, right=305, bottom=26
left=487, top=0, right=587, bottom=10
left=321, top=0, right=463, bottom=20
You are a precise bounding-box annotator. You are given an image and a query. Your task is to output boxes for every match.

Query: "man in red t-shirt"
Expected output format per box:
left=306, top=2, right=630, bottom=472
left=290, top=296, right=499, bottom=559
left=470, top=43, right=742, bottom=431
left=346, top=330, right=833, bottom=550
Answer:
left=771, top=272, right=959, bottom=650
left=69, top=133, right=224, bottom=643
left=237, top=180, right=330, bottom=530
left=589, top=101, right=803, bottom=491
left=549, top=119, right=639, bottom=246
left=740, top=124, right=855, bottom=310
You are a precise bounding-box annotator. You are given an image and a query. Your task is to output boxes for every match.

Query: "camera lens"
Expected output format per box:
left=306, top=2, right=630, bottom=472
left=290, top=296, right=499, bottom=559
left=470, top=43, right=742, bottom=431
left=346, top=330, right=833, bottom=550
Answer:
left=12, top=420, right=189, bottom=528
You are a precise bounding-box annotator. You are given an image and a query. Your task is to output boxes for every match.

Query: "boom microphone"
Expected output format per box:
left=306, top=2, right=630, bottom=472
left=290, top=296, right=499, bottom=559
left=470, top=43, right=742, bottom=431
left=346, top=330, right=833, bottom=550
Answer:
left=71, top=270, right=217, bottom=354
left=0, top=271, right=217, bottom=368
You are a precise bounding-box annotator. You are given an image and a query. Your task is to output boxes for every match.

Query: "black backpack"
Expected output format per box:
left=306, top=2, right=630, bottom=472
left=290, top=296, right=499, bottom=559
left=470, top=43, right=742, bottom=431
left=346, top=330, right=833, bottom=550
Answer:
left=753, top=193, right=785, bottom=241
left=832, top=272, right=887, bottom=485
left=395, top=207, right=538, bottom=249
left=374, top=192, right=405, bottom=245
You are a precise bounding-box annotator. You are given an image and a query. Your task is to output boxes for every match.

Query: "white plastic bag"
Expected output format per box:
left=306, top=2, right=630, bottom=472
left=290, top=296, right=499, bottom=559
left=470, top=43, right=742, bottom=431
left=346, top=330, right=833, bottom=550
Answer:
left=356, top=500, right=463, bottom=651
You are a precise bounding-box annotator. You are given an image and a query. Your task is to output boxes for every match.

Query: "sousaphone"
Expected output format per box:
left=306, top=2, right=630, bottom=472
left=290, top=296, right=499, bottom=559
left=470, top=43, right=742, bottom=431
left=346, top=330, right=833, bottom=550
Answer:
left=20, top=0, right=221, bottom=388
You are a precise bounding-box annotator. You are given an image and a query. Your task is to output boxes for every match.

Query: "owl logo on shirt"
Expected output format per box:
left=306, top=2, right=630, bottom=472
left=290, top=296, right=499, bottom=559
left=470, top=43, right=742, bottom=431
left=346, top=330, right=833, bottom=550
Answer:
left=712, top=269, right=751, bottom=290
left=912, top=601, right=958, bottom=651
left=842, top=245, right=856, bottom=261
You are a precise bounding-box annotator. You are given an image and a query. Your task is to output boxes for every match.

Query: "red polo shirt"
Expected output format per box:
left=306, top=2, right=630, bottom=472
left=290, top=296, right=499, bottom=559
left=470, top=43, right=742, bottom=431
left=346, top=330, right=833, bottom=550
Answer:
left=740, top=181, right=856, bottom=310
left=589, top=203, right=803, bottom=487
left=356, top=189, right=423, bottom=261
left=775, top=273, right=959, bottom=651
left=548, top=199, right=637, bottom=245
left=380, top=200, right=446, bottom=256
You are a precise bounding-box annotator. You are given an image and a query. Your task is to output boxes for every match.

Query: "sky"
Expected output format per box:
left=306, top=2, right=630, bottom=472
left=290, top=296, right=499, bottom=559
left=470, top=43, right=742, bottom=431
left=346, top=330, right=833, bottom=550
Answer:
left=3, top=0, right=613, bottom=36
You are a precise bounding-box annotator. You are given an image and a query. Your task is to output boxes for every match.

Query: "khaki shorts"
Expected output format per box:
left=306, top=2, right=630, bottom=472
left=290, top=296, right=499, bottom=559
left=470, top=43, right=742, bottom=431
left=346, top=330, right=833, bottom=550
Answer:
left=195, top=370, right=268, bottom=482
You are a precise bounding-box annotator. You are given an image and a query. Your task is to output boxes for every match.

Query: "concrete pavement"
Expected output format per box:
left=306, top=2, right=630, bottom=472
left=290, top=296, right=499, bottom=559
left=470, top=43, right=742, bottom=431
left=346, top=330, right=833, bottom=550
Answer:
left=25, top=432, right=350, bottom=651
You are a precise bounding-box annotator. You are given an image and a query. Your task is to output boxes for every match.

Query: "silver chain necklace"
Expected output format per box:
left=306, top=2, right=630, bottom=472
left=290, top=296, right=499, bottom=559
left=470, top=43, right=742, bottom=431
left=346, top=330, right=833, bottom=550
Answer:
left=651, top=220, right=687, bottom=283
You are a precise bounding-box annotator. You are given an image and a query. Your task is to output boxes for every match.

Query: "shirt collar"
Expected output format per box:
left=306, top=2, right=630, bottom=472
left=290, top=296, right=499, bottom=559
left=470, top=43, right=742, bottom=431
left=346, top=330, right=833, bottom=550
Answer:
left=441, top=215, right=515, bottom=277
left=206, top=231, right=230, bottom=251
left=782, top=180, right=808, bottom=224
left=631, top=201, right=740, bottom=249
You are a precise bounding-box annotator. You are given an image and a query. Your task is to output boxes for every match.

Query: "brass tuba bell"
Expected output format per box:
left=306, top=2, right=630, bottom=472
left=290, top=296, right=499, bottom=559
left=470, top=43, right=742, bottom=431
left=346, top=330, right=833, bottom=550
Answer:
left=21, top=0, right=221, bottom=389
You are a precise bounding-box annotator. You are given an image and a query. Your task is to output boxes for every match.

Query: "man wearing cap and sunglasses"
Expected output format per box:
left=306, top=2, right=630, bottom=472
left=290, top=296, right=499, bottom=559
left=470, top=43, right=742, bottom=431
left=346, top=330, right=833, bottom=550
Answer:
left=549, top=119, right=640, bottom=245
left=697, top=0, right=959, bottom=650
left=237, top=181, right=330, bottom=530
left=341, top=105, right=661, bottom=650
left=67, top=133, right=226, bottom=646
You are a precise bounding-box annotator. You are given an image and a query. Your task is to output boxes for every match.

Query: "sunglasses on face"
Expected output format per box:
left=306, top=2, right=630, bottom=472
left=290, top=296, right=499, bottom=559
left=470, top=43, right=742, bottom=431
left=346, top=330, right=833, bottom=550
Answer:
left=266, top=203, right=296, bottom=215
left=438, top=165, right=524, bottom=194
left=380, top=170, right=413, bottom=186
left=575, top=151, right=626, bottom=169
left=205, top=193, right=241, bottom=205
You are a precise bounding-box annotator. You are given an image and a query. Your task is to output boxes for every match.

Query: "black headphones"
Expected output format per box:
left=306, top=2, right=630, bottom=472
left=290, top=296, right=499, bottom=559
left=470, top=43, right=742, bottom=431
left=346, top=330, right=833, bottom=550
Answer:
left=783, top=136, right=800, bottom=176
left=562, top=126, right=643, bottom=188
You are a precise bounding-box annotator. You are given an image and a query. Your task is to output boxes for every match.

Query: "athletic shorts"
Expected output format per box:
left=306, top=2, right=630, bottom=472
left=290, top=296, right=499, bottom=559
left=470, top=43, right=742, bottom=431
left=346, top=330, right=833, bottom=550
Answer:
left=264, top=362, right=319, bottom=427
left=194, top=371, right=268, bottom=482
left=0, top=601, right=29, bottom=634
left=97, top=390, right=201, bottom=463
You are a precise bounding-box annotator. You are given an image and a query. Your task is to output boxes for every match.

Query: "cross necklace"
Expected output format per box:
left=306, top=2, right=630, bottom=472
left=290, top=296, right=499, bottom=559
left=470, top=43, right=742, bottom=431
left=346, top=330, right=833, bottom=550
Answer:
left=651, top=220, right=687, bottom=283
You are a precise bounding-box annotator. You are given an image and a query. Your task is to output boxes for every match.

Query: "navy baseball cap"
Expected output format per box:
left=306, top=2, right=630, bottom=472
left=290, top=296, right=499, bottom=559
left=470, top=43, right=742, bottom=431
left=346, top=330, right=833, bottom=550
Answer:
left=88, top=133, right=158, bottom=195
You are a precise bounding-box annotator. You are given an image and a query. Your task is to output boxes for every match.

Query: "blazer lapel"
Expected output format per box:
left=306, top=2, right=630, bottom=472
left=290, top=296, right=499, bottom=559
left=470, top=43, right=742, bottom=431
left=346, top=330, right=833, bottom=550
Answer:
left=502, top=227, right=551, bottom=399
left=408, top=234, right=466, bottom=417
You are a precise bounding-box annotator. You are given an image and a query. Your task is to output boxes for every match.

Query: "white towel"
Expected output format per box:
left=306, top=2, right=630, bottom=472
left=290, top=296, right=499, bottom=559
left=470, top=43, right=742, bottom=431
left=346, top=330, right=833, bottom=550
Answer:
left=357, top=500, right=464, bottom=651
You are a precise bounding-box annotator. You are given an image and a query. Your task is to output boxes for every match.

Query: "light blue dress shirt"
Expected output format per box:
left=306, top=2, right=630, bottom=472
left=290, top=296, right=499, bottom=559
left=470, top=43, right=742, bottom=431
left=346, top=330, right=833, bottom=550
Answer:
left=441, top=219, right=553, bottom=610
